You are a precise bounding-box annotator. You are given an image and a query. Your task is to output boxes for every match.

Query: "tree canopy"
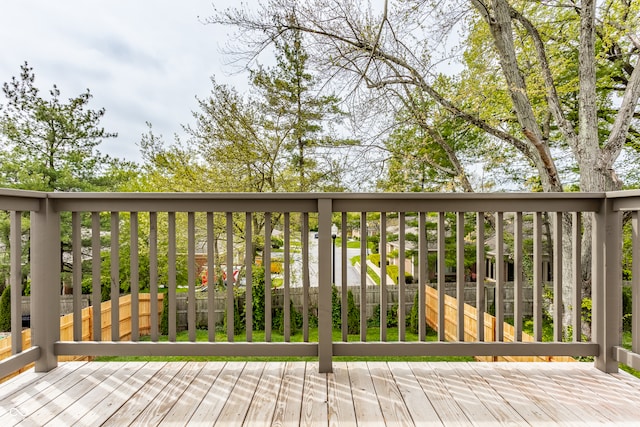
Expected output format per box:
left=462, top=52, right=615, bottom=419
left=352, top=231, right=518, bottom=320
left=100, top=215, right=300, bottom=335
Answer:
left=209, top=0, right=640, bottom=194
left=0, top=62, right=136, bottom=192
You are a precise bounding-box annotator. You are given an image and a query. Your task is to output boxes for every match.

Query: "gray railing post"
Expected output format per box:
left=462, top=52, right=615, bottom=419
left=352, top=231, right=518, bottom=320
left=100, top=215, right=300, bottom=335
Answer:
left=593, top=197, right=621, bottom=373
left=30, top=196, right=60, bottom=372
left=318, top=197, right=333, bottom=373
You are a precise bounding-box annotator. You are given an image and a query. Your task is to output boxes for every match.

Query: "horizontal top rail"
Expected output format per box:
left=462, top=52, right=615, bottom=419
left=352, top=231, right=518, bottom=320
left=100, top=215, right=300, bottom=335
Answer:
left=606, top=190, right=640, bottom=211
left=0, top=190, right=608, bottom=213
left=0, top=188, right=46, bottom=211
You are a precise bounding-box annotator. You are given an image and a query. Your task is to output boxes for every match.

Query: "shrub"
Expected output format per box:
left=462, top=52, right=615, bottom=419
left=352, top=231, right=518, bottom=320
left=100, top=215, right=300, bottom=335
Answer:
left=273, top=299, right=303, bottom=335
left=408, top=291, right=420, bottom=334
left=369, top=303, right=399, bottom=328
left=623, top=286, right=633, bottom=332
left=347, top=289, right=360, bottom=334
left=224, top=295, right=245, bottom=335
left=332, top=286, right=360, bottom=334
left=159, top=292, right=169, bottom=335
left=0, top=286, right=10, bottom=332
left=252, top=266, right=266, bottom=331
left=331, top=285, right=341, bottom=329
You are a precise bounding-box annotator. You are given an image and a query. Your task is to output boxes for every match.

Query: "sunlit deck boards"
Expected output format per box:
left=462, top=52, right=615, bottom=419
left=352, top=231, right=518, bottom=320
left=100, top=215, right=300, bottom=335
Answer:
left=1, top=361, right=640, bottom=426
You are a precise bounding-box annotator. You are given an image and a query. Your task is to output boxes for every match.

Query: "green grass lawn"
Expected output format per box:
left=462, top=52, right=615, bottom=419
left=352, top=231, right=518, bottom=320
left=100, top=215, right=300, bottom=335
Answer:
left=95, top=326, right=473, bottom=363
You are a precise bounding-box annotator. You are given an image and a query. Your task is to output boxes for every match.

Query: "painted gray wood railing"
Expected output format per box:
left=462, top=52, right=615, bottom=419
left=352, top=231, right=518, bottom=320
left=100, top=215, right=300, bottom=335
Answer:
left=0, top=189, right=638, bottom=376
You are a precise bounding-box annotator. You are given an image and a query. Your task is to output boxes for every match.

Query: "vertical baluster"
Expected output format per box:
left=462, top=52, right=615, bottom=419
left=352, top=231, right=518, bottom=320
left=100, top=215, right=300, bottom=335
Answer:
left=631, top=211, right=639, bottom=354
left=398, top=212, right=406, bottom=341
left=380, top=212, right=387, bottom=342
left=456, top=212, right=464, bottom=341
left=130, top=212, right=139, bottom=342
left=207, top=212, right=216, bottom=342
left=284, top=213, right=291, bottom=342
left=514, top=211, right=523, bottom=342
left=91, top=212, right=102, bottom=341
left=10, top=211, right=22, bottom=353
left=533, top=212, right=543, bottom=341
left=245, top=212, right=252, bottom=342
left=476, top=212, right=485, bottom=342
left=302, top=212, right=310, bottom=342
left=418, top=212, right=427, bottom=342
left=71, top=211, right=82, bottom=342
left=341, top=212, right=348, bottom=342
left=264, top=212, right=272, bottom=342
left=360, top=211, right=367, bottom=341
left=495, top=212, right=504, bottom=342
left=318, top=199, right=334, bottom=373
left=437, top=212, right=445, bottom=341
left=226, top=212, right=235, bottom=342
left=572, top=212, right=582, bottom=342
left=188, top=211, right=196, bottom=342
left=168, top=212, right=177, bottom=342
left=149, top=212, right=158, bottom=342
left=110, top=212, right=120, bottom=341
left=553, top=211, right=563, bottom=342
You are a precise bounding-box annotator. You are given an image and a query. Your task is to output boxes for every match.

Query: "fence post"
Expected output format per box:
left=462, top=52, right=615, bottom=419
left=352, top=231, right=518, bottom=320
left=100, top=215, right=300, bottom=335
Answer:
left=30, top=196, right=60, bottom=372
left=317, top=197, right=333, bottom=373
left=593, top=197, right=621, bottom=373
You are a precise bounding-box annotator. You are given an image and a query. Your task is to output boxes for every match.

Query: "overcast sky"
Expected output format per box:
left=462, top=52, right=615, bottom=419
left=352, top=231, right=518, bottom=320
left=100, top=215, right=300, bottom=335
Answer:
left=0, top=0, right=251, bottom=164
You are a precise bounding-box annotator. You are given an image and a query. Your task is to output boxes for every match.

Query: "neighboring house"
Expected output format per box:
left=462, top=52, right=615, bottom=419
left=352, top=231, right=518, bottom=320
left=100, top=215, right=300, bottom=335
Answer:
left=483, top=214, right=554, bottom=283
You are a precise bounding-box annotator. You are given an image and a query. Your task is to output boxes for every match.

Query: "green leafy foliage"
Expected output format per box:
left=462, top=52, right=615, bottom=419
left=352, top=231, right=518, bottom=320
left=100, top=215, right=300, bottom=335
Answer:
left=408, top=291, right=420, bottom=335
left=0, top=62, right=135, bottom=192
left=0, top=286, right=10, bottom=332
left=251, top=266, right=266, bottom=331
left=159, top=293, right=169, bottom=335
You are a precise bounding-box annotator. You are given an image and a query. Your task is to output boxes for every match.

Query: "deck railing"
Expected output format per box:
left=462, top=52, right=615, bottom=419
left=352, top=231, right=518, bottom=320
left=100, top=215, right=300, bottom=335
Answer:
left=0, top=189, right=638, bottom=375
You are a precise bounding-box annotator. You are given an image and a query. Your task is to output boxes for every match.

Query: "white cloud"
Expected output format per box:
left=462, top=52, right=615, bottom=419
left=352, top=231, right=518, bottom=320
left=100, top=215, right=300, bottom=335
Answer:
left=0, top=0, right=251, bottom=163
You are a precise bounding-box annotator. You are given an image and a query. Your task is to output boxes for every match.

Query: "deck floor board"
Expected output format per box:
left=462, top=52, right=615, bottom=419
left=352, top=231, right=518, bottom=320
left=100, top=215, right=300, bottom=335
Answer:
left=1, top=361, right=640, bottom=426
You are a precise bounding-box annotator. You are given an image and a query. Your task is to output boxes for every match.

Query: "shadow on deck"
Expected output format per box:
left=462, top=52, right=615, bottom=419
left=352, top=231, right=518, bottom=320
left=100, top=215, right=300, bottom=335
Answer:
left=1, top=361, right=640, bottom=426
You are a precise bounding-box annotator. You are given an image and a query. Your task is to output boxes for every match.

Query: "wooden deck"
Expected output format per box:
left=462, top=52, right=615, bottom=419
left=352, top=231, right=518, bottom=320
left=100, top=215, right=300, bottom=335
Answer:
left=1, top=361, right=640, bottom=426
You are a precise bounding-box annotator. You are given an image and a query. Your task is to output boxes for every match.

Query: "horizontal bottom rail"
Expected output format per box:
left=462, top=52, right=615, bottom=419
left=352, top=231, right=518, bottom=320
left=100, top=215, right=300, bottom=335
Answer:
left=333, top=342, right=599, bottom=358
left=615, top=346, right=640, bottom=371
left=0, top=346, right=41, bottom=379
left=54, top=341, right=318, bottom=358
left=54, top=341, right=600, bottom=359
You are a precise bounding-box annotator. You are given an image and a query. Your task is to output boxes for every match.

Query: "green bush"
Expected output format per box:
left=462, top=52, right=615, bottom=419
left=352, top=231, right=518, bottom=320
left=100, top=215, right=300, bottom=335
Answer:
left=408, top=291, right=420, bottom=334
left=252, top=266, right=266, bottom=330
left=331, top=286, right=360, bottom=334
left=347, top=289, right=359, bottom=334
left=369, top=303, right=399, bottom=328
left=623, top=286, right=632, bottom=332
left=159, top=292, right=169, bottom=335
left=0, top=286, right=10, bottom=332
left=331, top=285, right=341, bottom=329
left=273, top=299, right=303, bottom=335
left=224, top=296, right=245, bottom=335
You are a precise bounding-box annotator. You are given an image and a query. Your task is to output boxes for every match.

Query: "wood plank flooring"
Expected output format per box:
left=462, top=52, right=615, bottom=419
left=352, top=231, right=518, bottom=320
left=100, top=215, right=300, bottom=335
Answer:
left=1, top=361, right=640, bottom=426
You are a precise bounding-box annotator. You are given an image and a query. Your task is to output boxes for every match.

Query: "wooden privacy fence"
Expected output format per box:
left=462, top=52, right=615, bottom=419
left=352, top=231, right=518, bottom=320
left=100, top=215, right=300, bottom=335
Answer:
left=0, top=293, right=163, bottom=381
left=425, top=286, right=574, bottom=362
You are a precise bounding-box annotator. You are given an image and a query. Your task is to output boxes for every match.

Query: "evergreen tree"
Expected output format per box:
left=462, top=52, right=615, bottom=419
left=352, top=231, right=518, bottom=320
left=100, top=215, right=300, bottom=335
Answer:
left=251, top=28, right=357, bottom=191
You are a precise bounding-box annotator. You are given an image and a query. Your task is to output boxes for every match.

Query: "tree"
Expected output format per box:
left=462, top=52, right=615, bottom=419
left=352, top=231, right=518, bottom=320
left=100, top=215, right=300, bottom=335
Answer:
left=0, top=62, right=137, bottom=294
left=251, top=27, right=357, bottom=191
left=209, top=0, right=640, bottom=330
left=0, top=62, right=134, bottom=192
